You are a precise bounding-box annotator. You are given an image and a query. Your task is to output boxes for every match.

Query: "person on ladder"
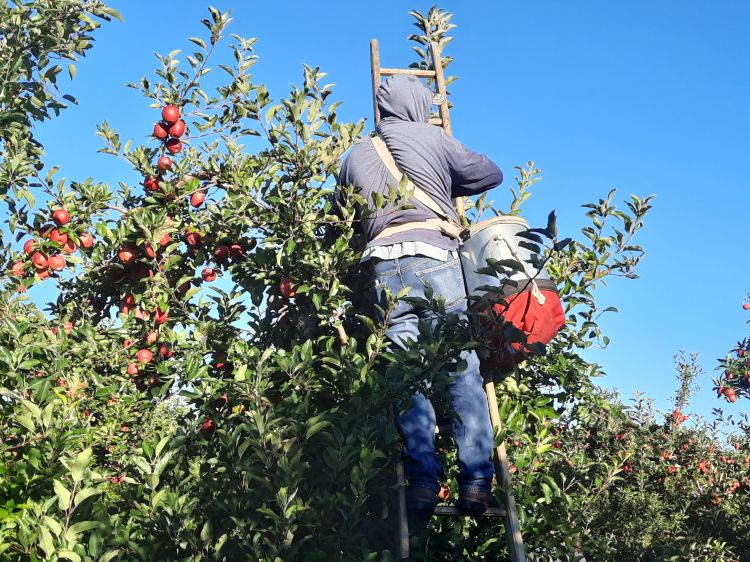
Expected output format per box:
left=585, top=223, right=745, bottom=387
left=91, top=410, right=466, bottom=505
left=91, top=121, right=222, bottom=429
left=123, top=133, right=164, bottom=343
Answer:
left=337, top=74, right=503, bottom=517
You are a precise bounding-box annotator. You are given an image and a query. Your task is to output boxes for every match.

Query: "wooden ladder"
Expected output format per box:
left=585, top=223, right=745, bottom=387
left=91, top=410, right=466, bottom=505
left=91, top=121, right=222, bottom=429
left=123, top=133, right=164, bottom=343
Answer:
left=370, top=38, right=527, bottom=562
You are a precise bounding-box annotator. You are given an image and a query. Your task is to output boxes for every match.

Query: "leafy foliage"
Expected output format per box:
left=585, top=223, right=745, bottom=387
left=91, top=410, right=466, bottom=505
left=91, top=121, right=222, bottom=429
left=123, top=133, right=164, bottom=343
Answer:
left=0, top=4, right=748, bottom=562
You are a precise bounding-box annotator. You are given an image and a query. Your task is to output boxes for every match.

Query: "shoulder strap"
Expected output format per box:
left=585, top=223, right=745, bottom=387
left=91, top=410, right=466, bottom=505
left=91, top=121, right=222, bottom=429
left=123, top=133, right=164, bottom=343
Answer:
left=370, top=135, right=452, bottom=221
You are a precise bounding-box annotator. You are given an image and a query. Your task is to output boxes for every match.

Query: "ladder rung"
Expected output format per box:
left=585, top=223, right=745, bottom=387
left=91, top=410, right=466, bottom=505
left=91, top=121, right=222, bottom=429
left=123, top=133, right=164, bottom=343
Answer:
left=433, top=505, right=506, bottom=518
left=380, top=67, right=436, bottom=78
left=428, top=117, right=443, bottom=126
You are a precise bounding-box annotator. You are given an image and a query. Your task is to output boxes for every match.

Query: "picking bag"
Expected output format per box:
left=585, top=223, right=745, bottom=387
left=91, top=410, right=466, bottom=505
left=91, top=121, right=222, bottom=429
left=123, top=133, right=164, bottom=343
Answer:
left=460, top=216, right=565, bottom=368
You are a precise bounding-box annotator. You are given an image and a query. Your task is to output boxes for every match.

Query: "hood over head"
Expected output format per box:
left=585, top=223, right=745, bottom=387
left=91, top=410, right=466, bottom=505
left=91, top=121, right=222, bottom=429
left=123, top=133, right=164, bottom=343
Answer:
left=376, top=75, right=432, bottom=123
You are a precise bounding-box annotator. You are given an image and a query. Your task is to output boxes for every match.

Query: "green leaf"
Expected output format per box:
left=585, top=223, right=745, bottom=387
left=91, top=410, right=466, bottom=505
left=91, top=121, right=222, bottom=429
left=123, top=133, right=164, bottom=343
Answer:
left=71, top=448, right=93, bottom=483
left=39, top=527, right=54, bottom=558
left=189, top=37, right=206, bottom=49
left=59, top=550, right=82, bottom=562
left=54, top=479, right=71, bottom=510
left=16, top=414, right=35, bottom=432
left=99, top=549, right=122, bottom=562
left=20, top=399, right=41, bottom=420
left=306, top=419, right=331, bottom=439
left=43, top=516, right=63, bottom=537
left=42, top=401, right=55, bottom=427
left=74, top=486, right=101, bottom=507
left=88, top=531, right=103, bottom=557
left=200, top=519, right=212, bottom=542
left=155, top=436, right=170, bottom=457
left=487, top=258, right=526, bottom=273
left=66, top=520, right=102, bottom=541
left=20, top=189, right=35, bottom=208
left=68, top=64, right=77, bottom=79
left=286, top=239, right=296, bottom=255
left=101, top=6, right=124, bottom=21
left=234, top=363, right=247, bottom=381
left=546, top=210, right=557, bottom=238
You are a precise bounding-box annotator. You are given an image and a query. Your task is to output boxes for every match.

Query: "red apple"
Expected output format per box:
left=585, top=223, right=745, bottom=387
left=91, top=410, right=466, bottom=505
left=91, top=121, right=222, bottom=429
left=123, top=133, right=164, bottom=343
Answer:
left=62, top=240, right=77, bottom=254
left=146, top=331, right=158, bottom=345
left=39, top=224, right=53, bottom=238
left=744, top=303, right=750, bottom=311
left=154, top=307, right=168, bottom=325
left=23, top=239, right=36, bottom=256
left=229, top=243, right=244, bottom=260
left=190, top=191, right=205, bottom=207
left=159, top=232, right=171, bottom=247
left=134, top=309, right=150, bottom=322
left=202, top=268, right=217, bottom=282
left=10, top=261, right=25, bottom=276
left=161, top=104, right=180, bottom=125
left=279, top=277, right=296, bottom=298
left=726, top=388, right=737, bottom=403
left=185, top=231, right=202, bottom=247
left=52, top=209, right=70, bottom=226
left=118, top=244, right=136, bottom=265
left=157, top=156, right=172, bottom=171
left=200, top=417, right=215, bottom=434
left=214, top=245, right=230, bottom=262
left=212, top=351, right=228, bottom=371
left=31, top=252, right=48, bottom=270
left=159, top=343, right=174, bottom=359
left=48, top=229, right=67, bottom=245
left=166, top=138, right=182, bottom=155
left=136, top=348, right=153, bottom=364
left=168, top=119, right=186, bottom=137
left=48, top=254, right=66, bottom=271
left=123, top=339, right=134, bottom=349
left=37, top=268, right=50, bottom=280
left=143, top=176, right=159, bottom=191
left=144, top=245, right=156, bottom=259
left=79, top=232, right=94, bottom=248
left=153, top=122, right=169, bottom=140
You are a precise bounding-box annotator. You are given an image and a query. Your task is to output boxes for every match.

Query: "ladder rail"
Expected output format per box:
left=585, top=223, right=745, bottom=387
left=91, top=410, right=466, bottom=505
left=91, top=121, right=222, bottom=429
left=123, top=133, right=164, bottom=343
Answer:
left=429, top=41, right=452, bottom=136
left=369, top=39, right=382, bottom=126
left=486, top=378, right=526, bottom=562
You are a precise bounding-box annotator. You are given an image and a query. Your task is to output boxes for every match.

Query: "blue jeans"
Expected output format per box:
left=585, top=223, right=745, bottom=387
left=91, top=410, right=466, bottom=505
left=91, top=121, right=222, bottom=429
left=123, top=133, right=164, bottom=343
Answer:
left=366, top=254, right=495, bottom=493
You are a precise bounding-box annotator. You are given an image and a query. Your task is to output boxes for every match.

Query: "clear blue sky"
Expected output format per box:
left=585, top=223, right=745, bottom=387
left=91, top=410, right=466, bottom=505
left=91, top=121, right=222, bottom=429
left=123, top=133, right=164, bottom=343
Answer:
left=31, top=1, right=750, bottom=423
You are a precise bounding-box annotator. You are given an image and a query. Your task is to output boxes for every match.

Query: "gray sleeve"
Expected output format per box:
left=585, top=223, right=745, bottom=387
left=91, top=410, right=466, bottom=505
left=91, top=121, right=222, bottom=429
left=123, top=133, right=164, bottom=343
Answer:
left=442, top=132, right=503, bottom=197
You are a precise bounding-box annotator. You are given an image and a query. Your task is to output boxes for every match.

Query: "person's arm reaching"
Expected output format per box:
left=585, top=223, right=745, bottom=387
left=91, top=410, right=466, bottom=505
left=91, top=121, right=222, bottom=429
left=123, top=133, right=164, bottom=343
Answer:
left=442, top=132, right=503, bottom=197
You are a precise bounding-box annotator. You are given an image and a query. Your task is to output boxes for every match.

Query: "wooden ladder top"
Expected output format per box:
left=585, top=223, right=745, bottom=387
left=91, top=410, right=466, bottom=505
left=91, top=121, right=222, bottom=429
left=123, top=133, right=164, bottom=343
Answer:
left=369, top=38, right=452, bottom=135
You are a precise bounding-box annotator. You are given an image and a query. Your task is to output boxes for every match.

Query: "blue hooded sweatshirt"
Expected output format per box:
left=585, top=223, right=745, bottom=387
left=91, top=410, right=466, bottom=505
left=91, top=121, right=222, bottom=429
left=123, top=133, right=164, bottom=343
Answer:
left=337, top=74, right=503, bottom=252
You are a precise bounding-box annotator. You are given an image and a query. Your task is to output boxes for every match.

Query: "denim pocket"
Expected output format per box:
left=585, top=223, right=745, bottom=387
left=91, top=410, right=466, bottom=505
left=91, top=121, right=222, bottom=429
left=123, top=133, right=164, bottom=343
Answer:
left=414, top=259, right=465, bottom=309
